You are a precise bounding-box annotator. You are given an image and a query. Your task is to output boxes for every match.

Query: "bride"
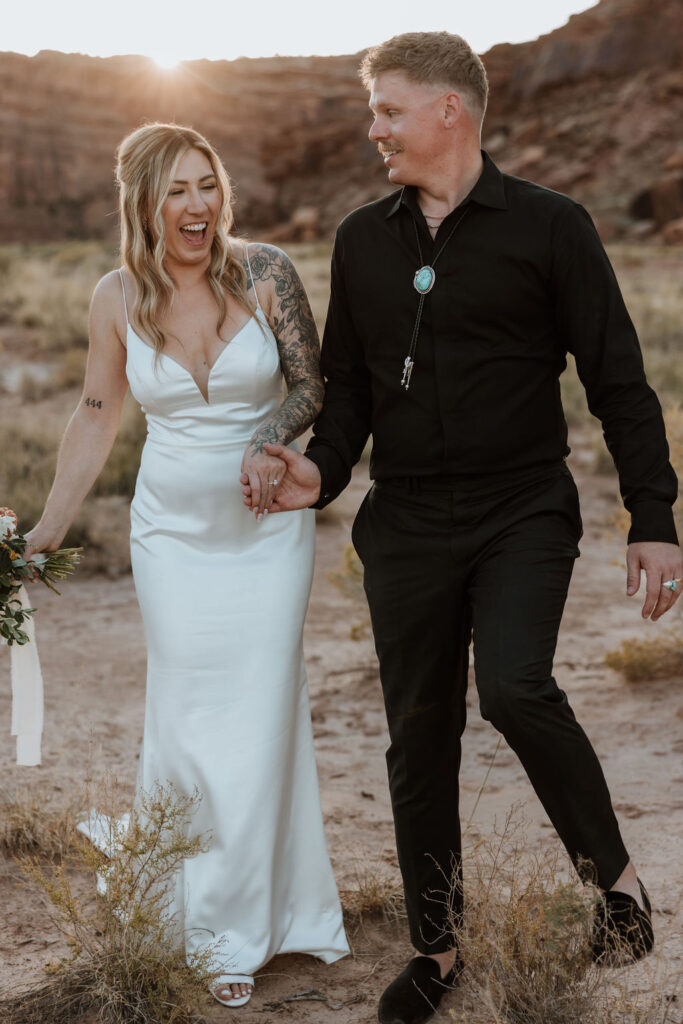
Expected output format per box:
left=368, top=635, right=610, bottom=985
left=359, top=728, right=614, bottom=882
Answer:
left=25, top=122, right=349, bottom=1006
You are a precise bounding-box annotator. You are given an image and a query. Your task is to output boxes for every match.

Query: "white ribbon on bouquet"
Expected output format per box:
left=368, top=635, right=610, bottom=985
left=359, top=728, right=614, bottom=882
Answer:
left=9, top=583, right=44, bottom=766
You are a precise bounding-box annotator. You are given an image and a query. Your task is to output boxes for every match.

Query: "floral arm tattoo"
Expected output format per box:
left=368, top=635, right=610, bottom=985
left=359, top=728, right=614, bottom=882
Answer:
left=243, top=244, right=324, bottom=456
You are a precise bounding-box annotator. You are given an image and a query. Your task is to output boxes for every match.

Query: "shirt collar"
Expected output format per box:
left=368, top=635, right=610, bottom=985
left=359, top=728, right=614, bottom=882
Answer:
left=384, top=150, right=507, bottom=219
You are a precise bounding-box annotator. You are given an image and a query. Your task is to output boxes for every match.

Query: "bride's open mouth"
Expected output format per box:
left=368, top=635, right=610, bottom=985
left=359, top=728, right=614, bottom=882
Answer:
left=180, top=222, right=208, bottom=246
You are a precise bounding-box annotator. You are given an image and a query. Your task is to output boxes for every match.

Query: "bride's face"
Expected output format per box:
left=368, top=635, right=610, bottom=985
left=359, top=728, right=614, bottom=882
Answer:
left=160, top=148, right=221, bottom=266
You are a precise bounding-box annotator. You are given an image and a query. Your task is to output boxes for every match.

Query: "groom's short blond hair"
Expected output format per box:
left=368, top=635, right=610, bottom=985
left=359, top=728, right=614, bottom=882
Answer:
left=359, top=31, right=489, bottom=127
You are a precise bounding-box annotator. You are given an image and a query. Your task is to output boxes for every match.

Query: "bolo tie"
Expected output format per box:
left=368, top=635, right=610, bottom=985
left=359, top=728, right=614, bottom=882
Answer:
left=401, top=205, right=470, bottom=391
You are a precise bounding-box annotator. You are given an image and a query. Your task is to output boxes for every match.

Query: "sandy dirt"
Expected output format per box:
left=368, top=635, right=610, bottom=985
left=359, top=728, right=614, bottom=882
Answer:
left=1, top=449, right=682, bottom=1023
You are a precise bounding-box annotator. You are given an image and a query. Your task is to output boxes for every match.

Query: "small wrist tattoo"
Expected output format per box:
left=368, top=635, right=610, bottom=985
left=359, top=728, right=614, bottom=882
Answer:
left=85, top=397, right=103, bottom=409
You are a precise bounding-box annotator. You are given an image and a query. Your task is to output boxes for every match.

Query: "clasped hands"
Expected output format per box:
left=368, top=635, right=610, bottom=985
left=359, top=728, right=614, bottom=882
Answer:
left=240, top=443, right=321, bottom=519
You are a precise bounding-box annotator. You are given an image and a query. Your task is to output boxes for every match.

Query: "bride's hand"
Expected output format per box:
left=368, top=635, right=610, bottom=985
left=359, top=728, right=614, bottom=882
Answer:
left=240, top=449, right=287, bottom=519
left=23, top=523, right=64, bottom=579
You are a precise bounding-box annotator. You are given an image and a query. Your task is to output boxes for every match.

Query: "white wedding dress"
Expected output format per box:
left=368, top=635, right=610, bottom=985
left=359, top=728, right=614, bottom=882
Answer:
left=118, top=262, right=348, bottom=975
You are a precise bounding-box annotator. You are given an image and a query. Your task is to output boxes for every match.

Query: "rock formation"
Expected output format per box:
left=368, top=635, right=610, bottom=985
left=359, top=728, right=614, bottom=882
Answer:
left=0, top=0, right=681, bottom=242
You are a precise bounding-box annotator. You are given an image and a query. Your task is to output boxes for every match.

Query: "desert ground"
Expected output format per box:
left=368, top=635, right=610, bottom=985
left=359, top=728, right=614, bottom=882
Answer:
left=0, top=243, right=681, bottom=1022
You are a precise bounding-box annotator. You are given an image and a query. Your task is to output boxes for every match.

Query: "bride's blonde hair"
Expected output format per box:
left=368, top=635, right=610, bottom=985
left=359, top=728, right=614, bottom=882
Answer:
left=116, top=123, right=252, bottom=353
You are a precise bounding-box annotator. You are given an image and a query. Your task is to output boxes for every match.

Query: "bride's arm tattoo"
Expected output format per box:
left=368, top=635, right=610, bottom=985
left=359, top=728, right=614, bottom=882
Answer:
left=243, top=244, right=324, bottom=455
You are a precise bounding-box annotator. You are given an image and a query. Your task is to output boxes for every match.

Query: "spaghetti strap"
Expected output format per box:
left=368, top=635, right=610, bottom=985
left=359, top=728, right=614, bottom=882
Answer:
left=118, top=268, right=130, bottom=325
left=245, top=244, right=263, bottom=315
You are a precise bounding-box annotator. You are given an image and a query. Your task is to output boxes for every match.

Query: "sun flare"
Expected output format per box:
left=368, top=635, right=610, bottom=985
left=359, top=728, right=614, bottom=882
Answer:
left=150, top=53, right=182, bottom=70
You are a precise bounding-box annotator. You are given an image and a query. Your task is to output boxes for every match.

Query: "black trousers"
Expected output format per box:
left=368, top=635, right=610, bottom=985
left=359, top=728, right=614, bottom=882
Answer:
left=351, top=463, right=629, bottom=953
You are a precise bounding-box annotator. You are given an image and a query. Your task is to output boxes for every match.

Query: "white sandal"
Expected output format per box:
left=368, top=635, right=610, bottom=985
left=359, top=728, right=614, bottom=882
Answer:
left=210, top=974, right=254, bottom=1007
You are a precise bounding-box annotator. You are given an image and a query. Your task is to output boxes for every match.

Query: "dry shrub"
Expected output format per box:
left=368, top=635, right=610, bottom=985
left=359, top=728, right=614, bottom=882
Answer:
left=54, top=347, right=89, bottom=391
left=0, top=422, right=65, bottom=533
left=605, top=629, right=683, bottom=682
left=0, top=782, right=218, bottom=1024
left=611, top=245, right=683, bottom=357
left=0, top=787, right=81, bottom=860
left=449, top=815, right=671, bottom=1024
left=17, top=371, right=55, bottom=403
left=327, top=543, right=371, bottom=639
left=0, top=394, right=145, bottom=572
left=0, top=242, right=115, bottom=352
left=450, top=815, right=597, bottom=1024
left=327, top=543, right=364, bottom=603
left=340, top=860, right=406, bottom=928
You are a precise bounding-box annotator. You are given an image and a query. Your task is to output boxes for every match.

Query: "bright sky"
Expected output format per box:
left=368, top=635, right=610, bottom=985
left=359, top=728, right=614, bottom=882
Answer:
left=5, top=0, right=596, bottom=65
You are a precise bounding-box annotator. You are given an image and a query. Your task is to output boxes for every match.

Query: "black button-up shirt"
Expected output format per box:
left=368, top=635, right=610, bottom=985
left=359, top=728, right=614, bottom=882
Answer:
left=306, top=152, right=678, bottom=544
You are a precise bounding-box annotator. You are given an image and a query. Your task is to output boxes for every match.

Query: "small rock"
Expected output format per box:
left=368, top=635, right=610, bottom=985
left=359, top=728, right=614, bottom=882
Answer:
left=290, top=205, right=321, bottom=239
left=514, top=118, right=543, bottom=147
left=664, top=150, right=683, bottom=171
left=519, top=144, right=546, bottom=166
left=484, top=129, right=508, bottom=155
left=661, top=216, right=683, bottom=244
left=628, top=219, right=656, bottom=238
left=630, top=175, right=683, bottom=226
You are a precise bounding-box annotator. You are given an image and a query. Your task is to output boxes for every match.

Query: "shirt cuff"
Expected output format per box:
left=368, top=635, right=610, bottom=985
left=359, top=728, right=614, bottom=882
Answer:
left=627, top=501, right=679, bottom=545
left=305, top=443, right=352, bottom=509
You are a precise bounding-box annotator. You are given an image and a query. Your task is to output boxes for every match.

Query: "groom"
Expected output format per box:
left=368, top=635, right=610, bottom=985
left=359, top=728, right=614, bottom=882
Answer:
left=244, top=31, right=682, bottom=1024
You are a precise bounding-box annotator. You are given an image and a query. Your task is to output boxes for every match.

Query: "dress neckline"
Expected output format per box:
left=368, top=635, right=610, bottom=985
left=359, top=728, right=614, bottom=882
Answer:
left=126, top=319, right=257, bottom=405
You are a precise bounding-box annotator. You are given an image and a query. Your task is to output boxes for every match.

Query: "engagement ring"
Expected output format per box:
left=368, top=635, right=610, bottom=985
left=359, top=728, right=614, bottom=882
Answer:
left=662, top=578, right=682, bottom=591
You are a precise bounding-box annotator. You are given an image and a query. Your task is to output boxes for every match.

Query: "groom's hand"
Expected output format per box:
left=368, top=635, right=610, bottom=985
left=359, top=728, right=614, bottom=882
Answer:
left=626, top=540, right=683, bottom=620
left=241, top=443, right=321, bottom=512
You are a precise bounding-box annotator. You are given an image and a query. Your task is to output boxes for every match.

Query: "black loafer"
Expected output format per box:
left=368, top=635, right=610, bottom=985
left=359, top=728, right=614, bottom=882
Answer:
left=377, top=954, right=463, bottom=1024
left=591, top=878, right=654, bottom=966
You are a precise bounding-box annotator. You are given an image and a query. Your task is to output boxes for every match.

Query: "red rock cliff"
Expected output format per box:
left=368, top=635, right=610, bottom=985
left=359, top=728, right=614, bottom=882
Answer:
left=0, top=0, right=681, bottom=242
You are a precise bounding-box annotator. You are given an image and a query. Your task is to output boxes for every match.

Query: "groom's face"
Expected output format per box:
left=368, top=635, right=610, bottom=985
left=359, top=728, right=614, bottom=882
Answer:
left=368, top=71, right=450, bottom=186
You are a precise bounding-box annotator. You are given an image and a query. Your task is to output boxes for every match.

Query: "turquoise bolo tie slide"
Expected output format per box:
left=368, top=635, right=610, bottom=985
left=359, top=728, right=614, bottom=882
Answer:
left=401, top=266, right=436, bottom=389
left=413, top=265, right=436, bottom=294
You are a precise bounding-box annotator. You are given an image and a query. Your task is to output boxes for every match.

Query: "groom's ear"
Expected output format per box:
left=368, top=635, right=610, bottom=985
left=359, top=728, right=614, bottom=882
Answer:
left=442, top=91, right=464, bottom=128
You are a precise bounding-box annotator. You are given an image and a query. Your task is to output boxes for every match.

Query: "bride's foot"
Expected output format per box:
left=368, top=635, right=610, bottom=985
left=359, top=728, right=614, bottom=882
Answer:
left=214, top=982, right=252, bottom=1002
left=210, top=975, right=254, bottom=1007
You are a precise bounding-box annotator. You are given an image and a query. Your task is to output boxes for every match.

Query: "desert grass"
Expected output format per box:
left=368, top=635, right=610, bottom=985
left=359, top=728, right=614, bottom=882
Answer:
left=0, top=787, right=82, bottom=861
left=605, top=629, right=683, bottom=682
left=0, top=394, right=146, bottom=571
left=0, top=242, right=116, bottom=353
left=0, top=240, right=330, bottom=350
left=1, top=241, right=680, bottom=364
left=446, top=814, right=675, bottom=1024
left=327, top=542, right=364, bottom=602
left=327, top=543, right=372, bottom=640
left=0, top=781, right=218, bottom=1024
left=611, top=245, right=683, bottom=355
left=340, top=859, right=406, bottom=930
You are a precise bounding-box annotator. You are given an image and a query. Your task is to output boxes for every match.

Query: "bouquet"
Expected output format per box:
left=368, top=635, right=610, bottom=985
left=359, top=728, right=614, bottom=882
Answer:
left=0, top=507, right=82, bottom=646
